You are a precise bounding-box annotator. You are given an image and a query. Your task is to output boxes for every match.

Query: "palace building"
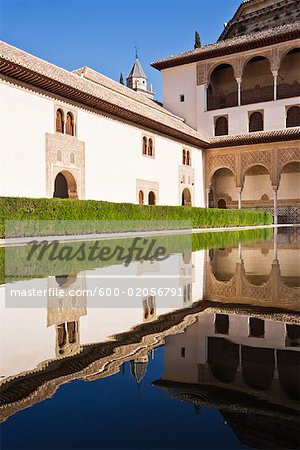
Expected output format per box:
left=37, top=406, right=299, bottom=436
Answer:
left=0, top=0, right=299, bottom=222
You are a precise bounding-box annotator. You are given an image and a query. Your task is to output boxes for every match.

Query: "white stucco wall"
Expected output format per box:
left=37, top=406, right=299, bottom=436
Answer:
left=0, top=81, right=53, bottom=197
left=162, top=63, right=198, bottom=130
left=0, top=80, right=205, bottom=207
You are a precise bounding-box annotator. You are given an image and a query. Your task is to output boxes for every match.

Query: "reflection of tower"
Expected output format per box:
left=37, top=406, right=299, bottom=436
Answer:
left=143, top=296, right=156, bottom=322
left=180, top=252, right=193, bottom=304
left=130, top=355, right=149, bottom=384
left=47, top=273, right=87, bottom=357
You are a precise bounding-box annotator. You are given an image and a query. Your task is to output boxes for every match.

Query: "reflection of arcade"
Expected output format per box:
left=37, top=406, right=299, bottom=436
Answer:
left=205, top=231, right=300, bottom=310
left=47, top=274, right=87, bottom=357
left=154, top=310, right=300, bottom=449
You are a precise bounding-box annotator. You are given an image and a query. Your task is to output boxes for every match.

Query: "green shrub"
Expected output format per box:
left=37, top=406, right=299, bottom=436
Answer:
left=0, top=196, right=272, bottom=238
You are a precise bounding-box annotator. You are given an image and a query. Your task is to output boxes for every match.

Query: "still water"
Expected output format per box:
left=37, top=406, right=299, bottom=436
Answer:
left=0, top=228, right=299, bottom=449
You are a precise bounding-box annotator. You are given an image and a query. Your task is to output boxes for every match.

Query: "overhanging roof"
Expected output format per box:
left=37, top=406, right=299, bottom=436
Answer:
left=151, top=22, right=300, bottom=71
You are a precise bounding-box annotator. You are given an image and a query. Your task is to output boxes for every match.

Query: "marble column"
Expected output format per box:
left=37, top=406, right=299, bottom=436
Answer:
left=272, top=70, right=278, bottom=101
left=273, top=185, right=278, bottom=225
left=237, top=187, right=243, bottom=209
left=236, top=77, right=242, bottom=106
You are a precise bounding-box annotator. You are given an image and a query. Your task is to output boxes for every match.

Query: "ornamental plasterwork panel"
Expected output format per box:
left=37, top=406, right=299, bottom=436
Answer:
left=206, top=152, right=237, bottom=186
left=45, top=132, right=85, bottom=198
left=241, top=150, right=272, bottom=180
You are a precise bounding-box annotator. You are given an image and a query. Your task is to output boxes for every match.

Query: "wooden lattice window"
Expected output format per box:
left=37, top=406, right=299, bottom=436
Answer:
left=148, top=138, right=153, bottom=156
left=66, top=112, right=74, bottom=136
left=56, top=109, right=64, bottom=133
left=286, top=106, right=300, bottom=127
left=249, top=112, right=263, bottom=132
left=142, top=136, right=147, bottom=155
left=215, top=116, right=228, bottom=136
left=139, top=190, right=144, bottom=205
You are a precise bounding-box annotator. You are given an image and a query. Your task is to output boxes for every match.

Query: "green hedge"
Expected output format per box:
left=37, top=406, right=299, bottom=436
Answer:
left=0, top=196, right=272, bottom=238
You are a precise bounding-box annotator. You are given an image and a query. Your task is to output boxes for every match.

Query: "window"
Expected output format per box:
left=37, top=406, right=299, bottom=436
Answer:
left=180, top=94, right=185, bottom=102
left=215, top=116, right=228, bottom=136
left=56, top=109, right=64, bottom=133
left=66, top=112, right=74, bottom=136
left=249, top=317, right=265, bottom=338
left=148, top=138, right=153, bottom=157
left=180, top=347, right=186, bottom=357
left=215, top=314, right=229, bottom=334
left=286, top=106, right=300, bottom=127
left=249, top=111, right=263, bottom=132
left=142, top=136, right=154, bottom=157
left=139, top=190, right=144, bottom=205
left=183, top=149, right=191, bottom=166
left=186, top=150, right=191, bottom=166
left=142, top=136, right=147, bottom=155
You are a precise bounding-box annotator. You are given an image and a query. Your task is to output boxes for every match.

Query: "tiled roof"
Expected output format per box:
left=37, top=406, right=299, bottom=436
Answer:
left=209, top=128, right=300, bottom=148
left=127, top=58, right=147, bottom=79
left=151, top=22, right=300, bottom=70
left=0, top=41, right=208, bottom=148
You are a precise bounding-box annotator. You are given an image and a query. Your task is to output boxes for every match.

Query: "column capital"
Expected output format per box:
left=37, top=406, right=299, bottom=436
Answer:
left=272, top=70, right=278, bottom=77
left=272, top=185, right=279, bottom=192
left=235, top=77, right=242, bottom=84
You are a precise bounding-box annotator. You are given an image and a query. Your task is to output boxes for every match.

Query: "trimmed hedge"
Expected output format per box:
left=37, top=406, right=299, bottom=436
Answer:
left=0, top=196, right=272, bottom=238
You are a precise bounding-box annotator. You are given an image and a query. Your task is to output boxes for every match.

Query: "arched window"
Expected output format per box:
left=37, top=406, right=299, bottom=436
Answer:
left=249, top=111, right=263, bottom=132
left=56, top=109, right=64, bottom=133
left=286, top=106, right=300, bottom=127
left=139, top=190, right=144, bottom=205
left=142, top=136, right=147, bottom=155
left=70, top=152, right=75, bottom=164
left=66, top=112, right=74, bottom=136
left=186, top=151, right=191, bottom=166
left=57, top=149, right=62, bottom=162
left=148, top=138, right=153, bottom=156
left=148, top=191, right=156, bottom=205
left=182, top=149, right=186, bottom=165
left=215, top=117, right=228, bottom=136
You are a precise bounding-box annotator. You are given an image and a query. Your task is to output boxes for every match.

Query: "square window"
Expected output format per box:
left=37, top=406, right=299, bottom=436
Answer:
left=249, top=317, right=265, bottom=338
left=180, top=347, right=186, bottom=357
left=180, top=94, right=185, bottom=102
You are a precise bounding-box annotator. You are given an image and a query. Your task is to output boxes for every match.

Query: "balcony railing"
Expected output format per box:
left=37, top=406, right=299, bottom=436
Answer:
left=241, top=84, right=273, bottom=105
left=278, top=81, right=300, bottom=100
left=207, top=91, right=238, bottom=111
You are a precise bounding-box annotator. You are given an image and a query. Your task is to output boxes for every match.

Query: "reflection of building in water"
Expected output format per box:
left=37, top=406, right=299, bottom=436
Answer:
left=47, top=274, right=87, bottom=357
left=155, top=310, right=300, bottom=448
left=143, top=296, right=156, bottom=322
left=205, top=238, right=300, bottom=310
left=130, top=355, right=149, bottom=384
left=180, top=251, right=193, bottom=305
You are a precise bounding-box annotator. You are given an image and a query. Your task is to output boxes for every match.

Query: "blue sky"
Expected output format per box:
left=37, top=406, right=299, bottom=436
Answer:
left=0, top=0, right=241, bottom=100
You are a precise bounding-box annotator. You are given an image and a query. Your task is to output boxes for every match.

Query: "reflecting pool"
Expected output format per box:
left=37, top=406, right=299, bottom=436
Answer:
left=0, top=227, right=299, bottom=449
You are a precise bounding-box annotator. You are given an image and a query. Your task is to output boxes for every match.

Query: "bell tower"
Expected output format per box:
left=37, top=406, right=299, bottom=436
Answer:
left=126, top=49, right=154, bottom=99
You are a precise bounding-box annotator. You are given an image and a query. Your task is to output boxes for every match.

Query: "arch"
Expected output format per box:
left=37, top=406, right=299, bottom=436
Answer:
left=242, top=346, right=275, bottom=390
left=53, top=170, right=78, bottom=199
left=286, top=106, right=300, bottom=128
left=138, top=190, right=144, bottom=205
left=148, top=191, right=156, bottom=205
left=249, top=111, right=264, bottom=132
left=70, top=152, right=75, bottom=164
left=207, top=63, right=237, bottom=110
left=210, top=167, right=236, bottom=209
left=243, top=164, right=272, bottom=205
left=208, top=337, right=239, bottom=383
left=148, top=138, right=153, bottom=157
left=142, top=136, right=147, bottom=155
left=66, top=112, right=74, bottom=136
left=182, top=187, right=192, bottom=206
left=56, top=109, right=64, bottom=133
left=215, top=116, right=228, bottom=136
left=217, top=199, right=227, bottom=209
left=241, top=56, right=273, bottom=105
left=278, top=48, right=300, bottom=100
left=57, top=149, right=62, bottom=162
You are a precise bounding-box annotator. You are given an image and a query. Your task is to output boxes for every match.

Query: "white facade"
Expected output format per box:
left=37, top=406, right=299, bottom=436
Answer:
left=0, top=74, right=205, bottom=206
